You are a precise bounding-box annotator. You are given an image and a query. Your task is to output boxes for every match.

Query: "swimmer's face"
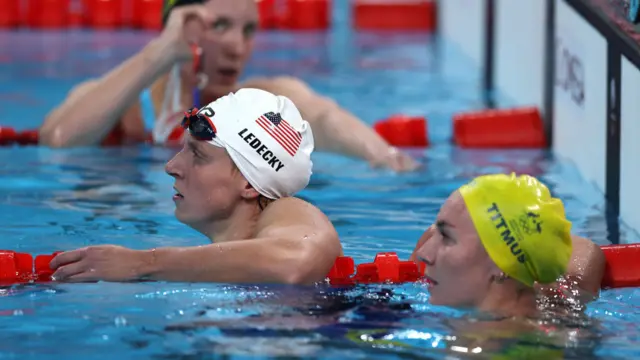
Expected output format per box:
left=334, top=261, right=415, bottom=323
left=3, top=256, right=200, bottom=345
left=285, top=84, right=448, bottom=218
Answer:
left=416, top=191, right=497, bottom=308
left=165, top=135, right=259, bottom=231
left=200, top=0, right=258, bottom=95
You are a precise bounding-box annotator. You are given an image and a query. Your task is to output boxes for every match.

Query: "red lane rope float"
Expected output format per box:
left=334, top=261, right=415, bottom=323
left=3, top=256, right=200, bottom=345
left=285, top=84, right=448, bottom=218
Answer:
left=0, top=0, right=20, bottom=28
left=0, top=251, right=61, bottom=285
left=373, top=115, right=429, bottom=148
left=2, top=245, right=636, bottom=289
left=352, top=0, right=437, bottom=31
left=453, top=107, right=547, bottom=148
left=601, top=244, right=640, bottom=288
left=326, top=245, right=640, bottom=290
left=0, top=127, right=39, bottom=146
left=326, top=252, right=424, bottom=286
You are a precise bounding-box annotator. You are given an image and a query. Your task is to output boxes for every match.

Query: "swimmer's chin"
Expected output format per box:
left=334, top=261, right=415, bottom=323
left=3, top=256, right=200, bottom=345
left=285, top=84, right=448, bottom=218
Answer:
left=207, top=77, right=237, bottom=95
left=427, top=296, right=448, bottom=306
left=426, top=291, right=474, bottom=309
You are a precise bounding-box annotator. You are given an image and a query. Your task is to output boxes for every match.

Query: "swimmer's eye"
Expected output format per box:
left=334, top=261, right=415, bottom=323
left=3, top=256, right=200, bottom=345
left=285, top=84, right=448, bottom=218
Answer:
left=211, top=18, right=230, bottom=33
left=191, top=147, right=208, bottom=160
left=243, top=24, right=257, bottom=38
left=210, top=18, right=257, bottom=38
left=435, top=220, right=453, bottom=242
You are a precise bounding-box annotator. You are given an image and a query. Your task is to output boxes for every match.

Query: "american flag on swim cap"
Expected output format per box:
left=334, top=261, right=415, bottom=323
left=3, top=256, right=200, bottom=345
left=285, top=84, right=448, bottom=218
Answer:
left=255, top=112, right=302, bottom=157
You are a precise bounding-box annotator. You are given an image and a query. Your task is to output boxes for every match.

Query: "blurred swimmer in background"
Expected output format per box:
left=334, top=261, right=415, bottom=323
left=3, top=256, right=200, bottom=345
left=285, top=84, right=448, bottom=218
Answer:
left=39, top=0, right=418, bottom=172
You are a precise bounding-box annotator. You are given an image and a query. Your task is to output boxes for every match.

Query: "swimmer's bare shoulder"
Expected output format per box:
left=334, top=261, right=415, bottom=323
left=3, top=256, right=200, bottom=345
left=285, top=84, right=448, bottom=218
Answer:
left=239, top=76, right=333, bottom=121
left=239, top=77, right=419, bottom=172
left=536, top=235, right=606, bottom=302
left=255, top=197, right=343, bottom=280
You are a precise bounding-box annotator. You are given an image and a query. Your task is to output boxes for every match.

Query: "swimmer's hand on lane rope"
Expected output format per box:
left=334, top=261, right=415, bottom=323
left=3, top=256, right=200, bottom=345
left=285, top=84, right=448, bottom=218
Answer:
left=49, top=245, right=145, bottom=282
left=158, top=4, right=213, bottom=64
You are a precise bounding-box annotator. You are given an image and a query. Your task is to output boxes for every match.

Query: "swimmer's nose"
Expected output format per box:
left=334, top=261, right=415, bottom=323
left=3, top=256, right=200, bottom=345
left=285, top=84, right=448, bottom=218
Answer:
left=221, top=31, right=248, bottom=58
left=165, top=156, right=182, bottom=179
left=418, top=255, right=434, bottom=266
left=417, top=234, right=438, bottom=265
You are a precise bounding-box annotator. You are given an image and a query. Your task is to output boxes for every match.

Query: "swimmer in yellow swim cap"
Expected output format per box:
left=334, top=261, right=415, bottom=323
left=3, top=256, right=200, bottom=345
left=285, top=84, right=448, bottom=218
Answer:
left=410, top=173, right=605, bottom=317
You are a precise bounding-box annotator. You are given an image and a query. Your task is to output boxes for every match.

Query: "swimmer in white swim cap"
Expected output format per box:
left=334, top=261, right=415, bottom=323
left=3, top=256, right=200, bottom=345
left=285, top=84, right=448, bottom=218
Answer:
left=49, top=89, right=343, bottom=284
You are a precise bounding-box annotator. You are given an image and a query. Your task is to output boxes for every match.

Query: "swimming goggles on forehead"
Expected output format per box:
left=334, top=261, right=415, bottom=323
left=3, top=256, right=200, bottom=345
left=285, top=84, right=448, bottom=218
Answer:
left=181, top=107, right=217, bottom=141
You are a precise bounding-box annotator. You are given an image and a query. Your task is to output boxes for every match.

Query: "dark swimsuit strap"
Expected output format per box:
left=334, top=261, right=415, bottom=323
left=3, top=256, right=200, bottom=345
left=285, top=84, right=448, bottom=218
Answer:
left=193, top=87, right=201, bottom=108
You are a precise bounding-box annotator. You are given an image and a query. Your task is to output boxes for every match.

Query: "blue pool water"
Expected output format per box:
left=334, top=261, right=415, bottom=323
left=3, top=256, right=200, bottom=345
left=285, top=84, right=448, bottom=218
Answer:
left=2, top=8, right=640, bottom=360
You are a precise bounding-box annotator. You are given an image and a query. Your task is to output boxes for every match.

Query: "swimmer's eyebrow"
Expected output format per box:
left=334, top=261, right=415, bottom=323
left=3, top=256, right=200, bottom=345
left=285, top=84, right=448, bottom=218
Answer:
left=187, top=139, right=205, bottom=154
left=187, top=139, right=198, bottom=151
left=187, top=137, right=215, bottom=158
left=213, top=16, right=258, bottom=29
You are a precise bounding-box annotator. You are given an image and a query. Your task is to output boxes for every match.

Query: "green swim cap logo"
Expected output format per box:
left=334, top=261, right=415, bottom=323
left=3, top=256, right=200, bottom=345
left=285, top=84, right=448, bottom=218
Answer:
left=518, top=211, right=543, bottom=235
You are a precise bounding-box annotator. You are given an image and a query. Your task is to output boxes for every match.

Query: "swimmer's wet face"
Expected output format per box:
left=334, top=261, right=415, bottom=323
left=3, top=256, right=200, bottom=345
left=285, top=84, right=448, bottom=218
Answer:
left=416, top=191, right=498, bottom=308
left=164, top=88, right=314, bottom=233
left=165, top=134, right=259, bottom=230
left=200, top=0, right=258, bottom=96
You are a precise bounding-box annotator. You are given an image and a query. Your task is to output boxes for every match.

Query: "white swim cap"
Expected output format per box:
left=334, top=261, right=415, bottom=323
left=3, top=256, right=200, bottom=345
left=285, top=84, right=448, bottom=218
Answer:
left=197, top=88, right=314, bottom=199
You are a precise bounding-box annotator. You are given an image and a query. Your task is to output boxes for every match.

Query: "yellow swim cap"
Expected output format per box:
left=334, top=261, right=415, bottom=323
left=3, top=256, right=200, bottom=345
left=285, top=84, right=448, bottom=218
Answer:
left=458, top=173, right=573, bottom=287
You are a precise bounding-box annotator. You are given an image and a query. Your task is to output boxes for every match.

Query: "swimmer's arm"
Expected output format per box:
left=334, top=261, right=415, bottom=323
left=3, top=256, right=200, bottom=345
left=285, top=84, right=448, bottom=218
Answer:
left=39, top=38, right=176, bottom=147
left=241, top=76, right=414, bottom=170
left=140, top=200, right=342, bottom=285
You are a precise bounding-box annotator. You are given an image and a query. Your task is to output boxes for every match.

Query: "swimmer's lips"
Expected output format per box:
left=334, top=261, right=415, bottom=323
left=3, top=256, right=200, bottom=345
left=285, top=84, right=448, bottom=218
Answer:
left=218, top=68, right=237, bottom=76
left=217, top=68, right=238, bottom=83
left=422, top=274, right=438, bottom=286
left=173, top=187, right=184, bottom=200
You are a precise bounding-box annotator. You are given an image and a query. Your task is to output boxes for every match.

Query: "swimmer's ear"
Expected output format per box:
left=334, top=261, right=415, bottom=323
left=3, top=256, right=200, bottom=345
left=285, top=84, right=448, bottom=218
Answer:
left=230, top=161, right=260, bottom=200
left=491, top=272, right=509, bottom=284
left=239, top=181, right=260, bottom=200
